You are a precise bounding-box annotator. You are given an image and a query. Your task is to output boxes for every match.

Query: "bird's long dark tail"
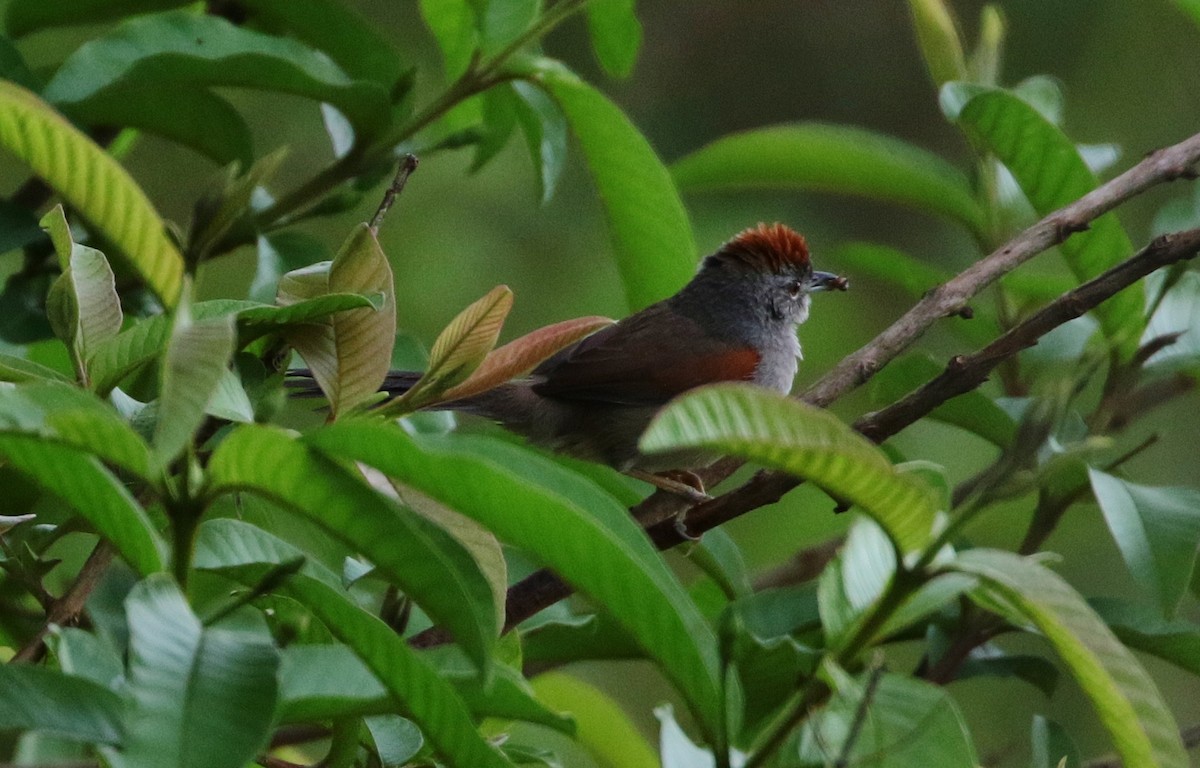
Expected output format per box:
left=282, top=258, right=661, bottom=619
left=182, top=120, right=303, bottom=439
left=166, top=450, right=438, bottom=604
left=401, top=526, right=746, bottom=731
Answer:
left=285, top=369, right=424, bottom=400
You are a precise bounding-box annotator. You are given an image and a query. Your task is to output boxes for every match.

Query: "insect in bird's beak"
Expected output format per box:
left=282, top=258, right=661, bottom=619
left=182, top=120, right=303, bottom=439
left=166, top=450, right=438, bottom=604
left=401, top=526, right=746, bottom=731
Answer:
left=807, top=270, right=849, bottom=292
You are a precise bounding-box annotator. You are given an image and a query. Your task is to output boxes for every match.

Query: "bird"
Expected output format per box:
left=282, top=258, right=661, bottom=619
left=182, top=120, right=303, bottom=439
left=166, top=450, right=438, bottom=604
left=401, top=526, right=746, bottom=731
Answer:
left=295, top=223, right=846, bottom=501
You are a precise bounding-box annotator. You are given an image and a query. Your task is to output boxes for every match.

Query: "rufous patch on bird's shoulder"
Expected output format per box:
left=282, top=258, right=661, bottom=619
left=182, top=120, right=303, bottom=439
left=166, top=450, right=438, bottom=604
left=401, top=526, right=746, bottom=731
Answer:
left=717, top=223, right=811, bottom=273
left=650, top=346, right=761, bottom=396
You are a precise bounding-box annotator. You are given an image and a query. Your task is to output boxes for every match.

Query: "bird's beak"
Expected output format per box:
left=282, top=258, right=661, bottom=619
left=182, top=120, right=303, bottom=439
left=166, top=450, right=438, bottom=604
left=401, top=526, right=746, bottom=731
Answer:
left=808, top=270, right=849, bottom=292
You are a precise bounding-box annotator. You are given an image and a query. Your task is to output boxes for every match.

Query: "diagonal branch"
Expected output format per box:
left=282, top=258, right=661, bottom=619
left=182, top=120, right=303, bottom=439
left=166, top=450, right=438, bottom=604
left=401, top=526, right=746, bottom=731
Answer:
left=417, top=128, right=1200, bottom=643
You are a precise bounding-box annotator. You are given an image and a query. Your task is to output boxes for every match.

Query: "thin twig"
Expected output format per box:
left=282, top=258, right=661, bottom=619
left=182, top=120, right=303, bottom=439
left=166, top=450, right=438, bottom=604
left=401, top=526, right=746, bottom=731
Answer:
left=369, top=155, right=419, bottom=235
left=835, top=662, right=886, bottom=768
left=12, top=541, right=115, bottom=663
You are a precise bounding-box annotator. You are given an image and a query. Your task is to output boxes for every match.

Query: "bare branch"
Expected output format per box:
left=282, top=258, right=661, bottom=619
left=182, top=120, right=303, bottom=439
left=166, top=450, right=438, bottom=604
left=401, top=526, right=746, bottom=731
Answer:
left=12, top=541, right=114, bottom=664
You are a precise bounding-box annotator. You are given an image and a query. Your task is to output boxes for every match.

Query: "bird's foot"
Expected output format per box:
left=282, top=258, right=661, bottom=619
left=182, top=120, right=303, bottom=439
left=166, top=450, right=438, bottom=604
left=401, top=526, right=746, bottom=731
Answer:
left=626, top=469, right=712, bottom=505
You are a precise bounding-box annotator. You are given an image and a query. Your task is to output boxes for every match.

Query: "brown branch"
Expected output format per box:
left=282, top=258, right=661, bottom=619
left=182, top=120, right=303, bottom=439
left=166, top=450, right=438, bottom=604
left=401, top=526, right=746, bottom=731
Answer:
left=854, top=228, right=1200, bottom=443
left=11, top=541, right=115, bottom=664
left=416, top=129, right=1200, bottom=645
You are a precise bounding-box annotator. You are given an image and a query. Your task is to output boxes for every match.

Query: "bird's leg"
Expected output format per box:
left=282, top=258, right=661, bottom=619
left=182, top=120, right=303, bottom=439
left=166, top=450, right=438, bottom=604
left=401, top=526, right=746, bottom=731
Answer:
left=625, top=469, right=710, bottom=540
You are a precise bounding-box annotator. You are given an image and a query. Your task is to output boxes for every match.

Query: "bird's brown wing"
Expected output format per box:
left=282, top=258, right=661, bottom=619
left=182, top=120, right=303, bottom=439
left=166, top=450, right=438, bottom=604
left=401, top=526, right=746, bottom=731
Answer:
left=531, top=304, right=760, bottom=406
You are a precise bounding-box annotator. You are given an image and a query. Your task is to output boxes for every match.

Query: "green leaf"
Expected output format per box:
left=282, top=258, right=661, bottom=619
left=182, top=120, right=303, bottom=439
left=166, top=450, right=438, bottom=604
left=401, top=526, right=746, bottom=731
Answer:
left=641, top=384, right=940, bottom=552
left=532, top=673, right=658, bottom=768
left=957, top=649, right=1060, bottom=698
left=251, top=231, right=330, bottom=303
left=364, top=715, right=424, bottom=767
left=44, top=12, right=392, bottom=139
left=303, top=422, right=726, bottom=741
left=206, top=424, right=498, bottom=670
left=395, top=285, right=513, bottom=410
left=194, top=518, right=343, bottom=593
left=0, top=81, right=184, bottom=306
left=236, top=293, right=383, bottom=345
left=688, top=528, right=752, bottom=600
left=0, top=353, right=73, bottom=384
left=1088, top=469, right=1200, bottom=617
left=40, top=207, right=123, bottom=383
left=152, top=294, right=235, bottom=465
left=585, top=0, right=642, bottom=79
left=512, top=80, right=569, bottom=204
left=536, top=66, right=696, bottom=310
left=473, top=86, right=519, bottom=172
left=1031, top=715, right=1081, bottom=768
left=420, top=0, right=479, bottom=80
left=480, top=0, right=540, bottom=54
left=4, top=0, right=189, bottom=37
left=275, top=644, right=388, bottom=723
left=280, top=576, right=514, bottom=768
left=234, top=0, right=408, bottom=87
left=798, top=669, right=978, bottom=768
left=944, top=86, right=1143, bottom=358
left=1092, top=598, right=1200, bottom=676
left=951, top=549, right=1187, bottom=768
left=871, top=354, right=1017, bottom=447
left=671, top=123, right=986, bottom=237
left=1171, top=0, right=1200, bottom=29
left=116, top=574, right=279, bottom=768
left=0, top=435, right=164, bottom=575
left=1143, top=271, right=1200, bottom=369
left=0, top=380, right=151, bottom=478
left=907, top=0, right=967, bottom=88
left=65, top=86, right=252, bottom=167
left=280, top=223, right=396, bottom=417
left=0, top=664, right=123, bottom=744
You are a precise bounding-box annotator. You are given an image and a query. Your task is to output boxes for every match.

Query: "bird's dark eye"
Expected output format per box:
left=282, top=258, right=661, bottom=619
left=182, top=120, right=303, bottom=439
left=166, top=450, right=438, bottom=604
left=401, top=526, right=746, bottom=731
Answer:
left=786, top=279, right=803, bottom=298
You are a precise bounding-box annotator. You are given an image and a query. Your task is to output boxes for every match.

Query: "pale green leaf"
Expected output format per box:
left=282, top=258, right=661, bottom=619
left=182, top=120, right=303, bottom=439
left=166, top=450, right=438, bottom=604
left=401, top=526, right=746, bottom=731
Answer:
left=798, top=670, right=977, bottom=767
left=1088, top=469, right=1200, bottom=617
left=641, top=384, right=940, bottom=552
left=0, top=664, right=123, bottom=744
left=153, top=295, right=235, bottom=465
left=952, top=549, right=1186, bottom=768
left=115, top=574, right=279, bottom=768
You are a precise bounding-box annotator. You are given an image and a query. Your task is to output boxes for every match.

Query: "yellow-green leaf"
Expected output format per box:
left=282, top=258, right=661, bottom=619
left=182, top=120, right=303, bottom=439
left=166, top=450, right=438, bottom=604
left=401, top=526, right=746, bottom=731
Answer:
left=641, top=384, right=939, bottom=552
left=0, top=80, right=183, bottom=306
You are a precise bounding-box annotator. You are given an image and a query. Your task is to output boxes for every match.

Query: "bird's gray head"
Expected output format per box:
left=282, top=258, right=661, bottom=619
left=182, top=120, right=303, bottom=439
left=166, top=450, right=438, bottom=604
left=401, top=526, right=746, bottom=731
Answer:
left=695, top=223, right=847, bottom=327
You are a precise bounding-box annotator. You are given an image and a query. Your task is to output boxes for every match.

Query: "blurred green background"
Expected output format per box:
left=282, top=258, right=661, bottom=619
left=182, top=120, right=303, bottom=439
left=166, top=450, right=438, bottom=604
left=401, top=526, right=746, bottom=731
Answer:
left=2, top=0, right=1199, bottom=763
